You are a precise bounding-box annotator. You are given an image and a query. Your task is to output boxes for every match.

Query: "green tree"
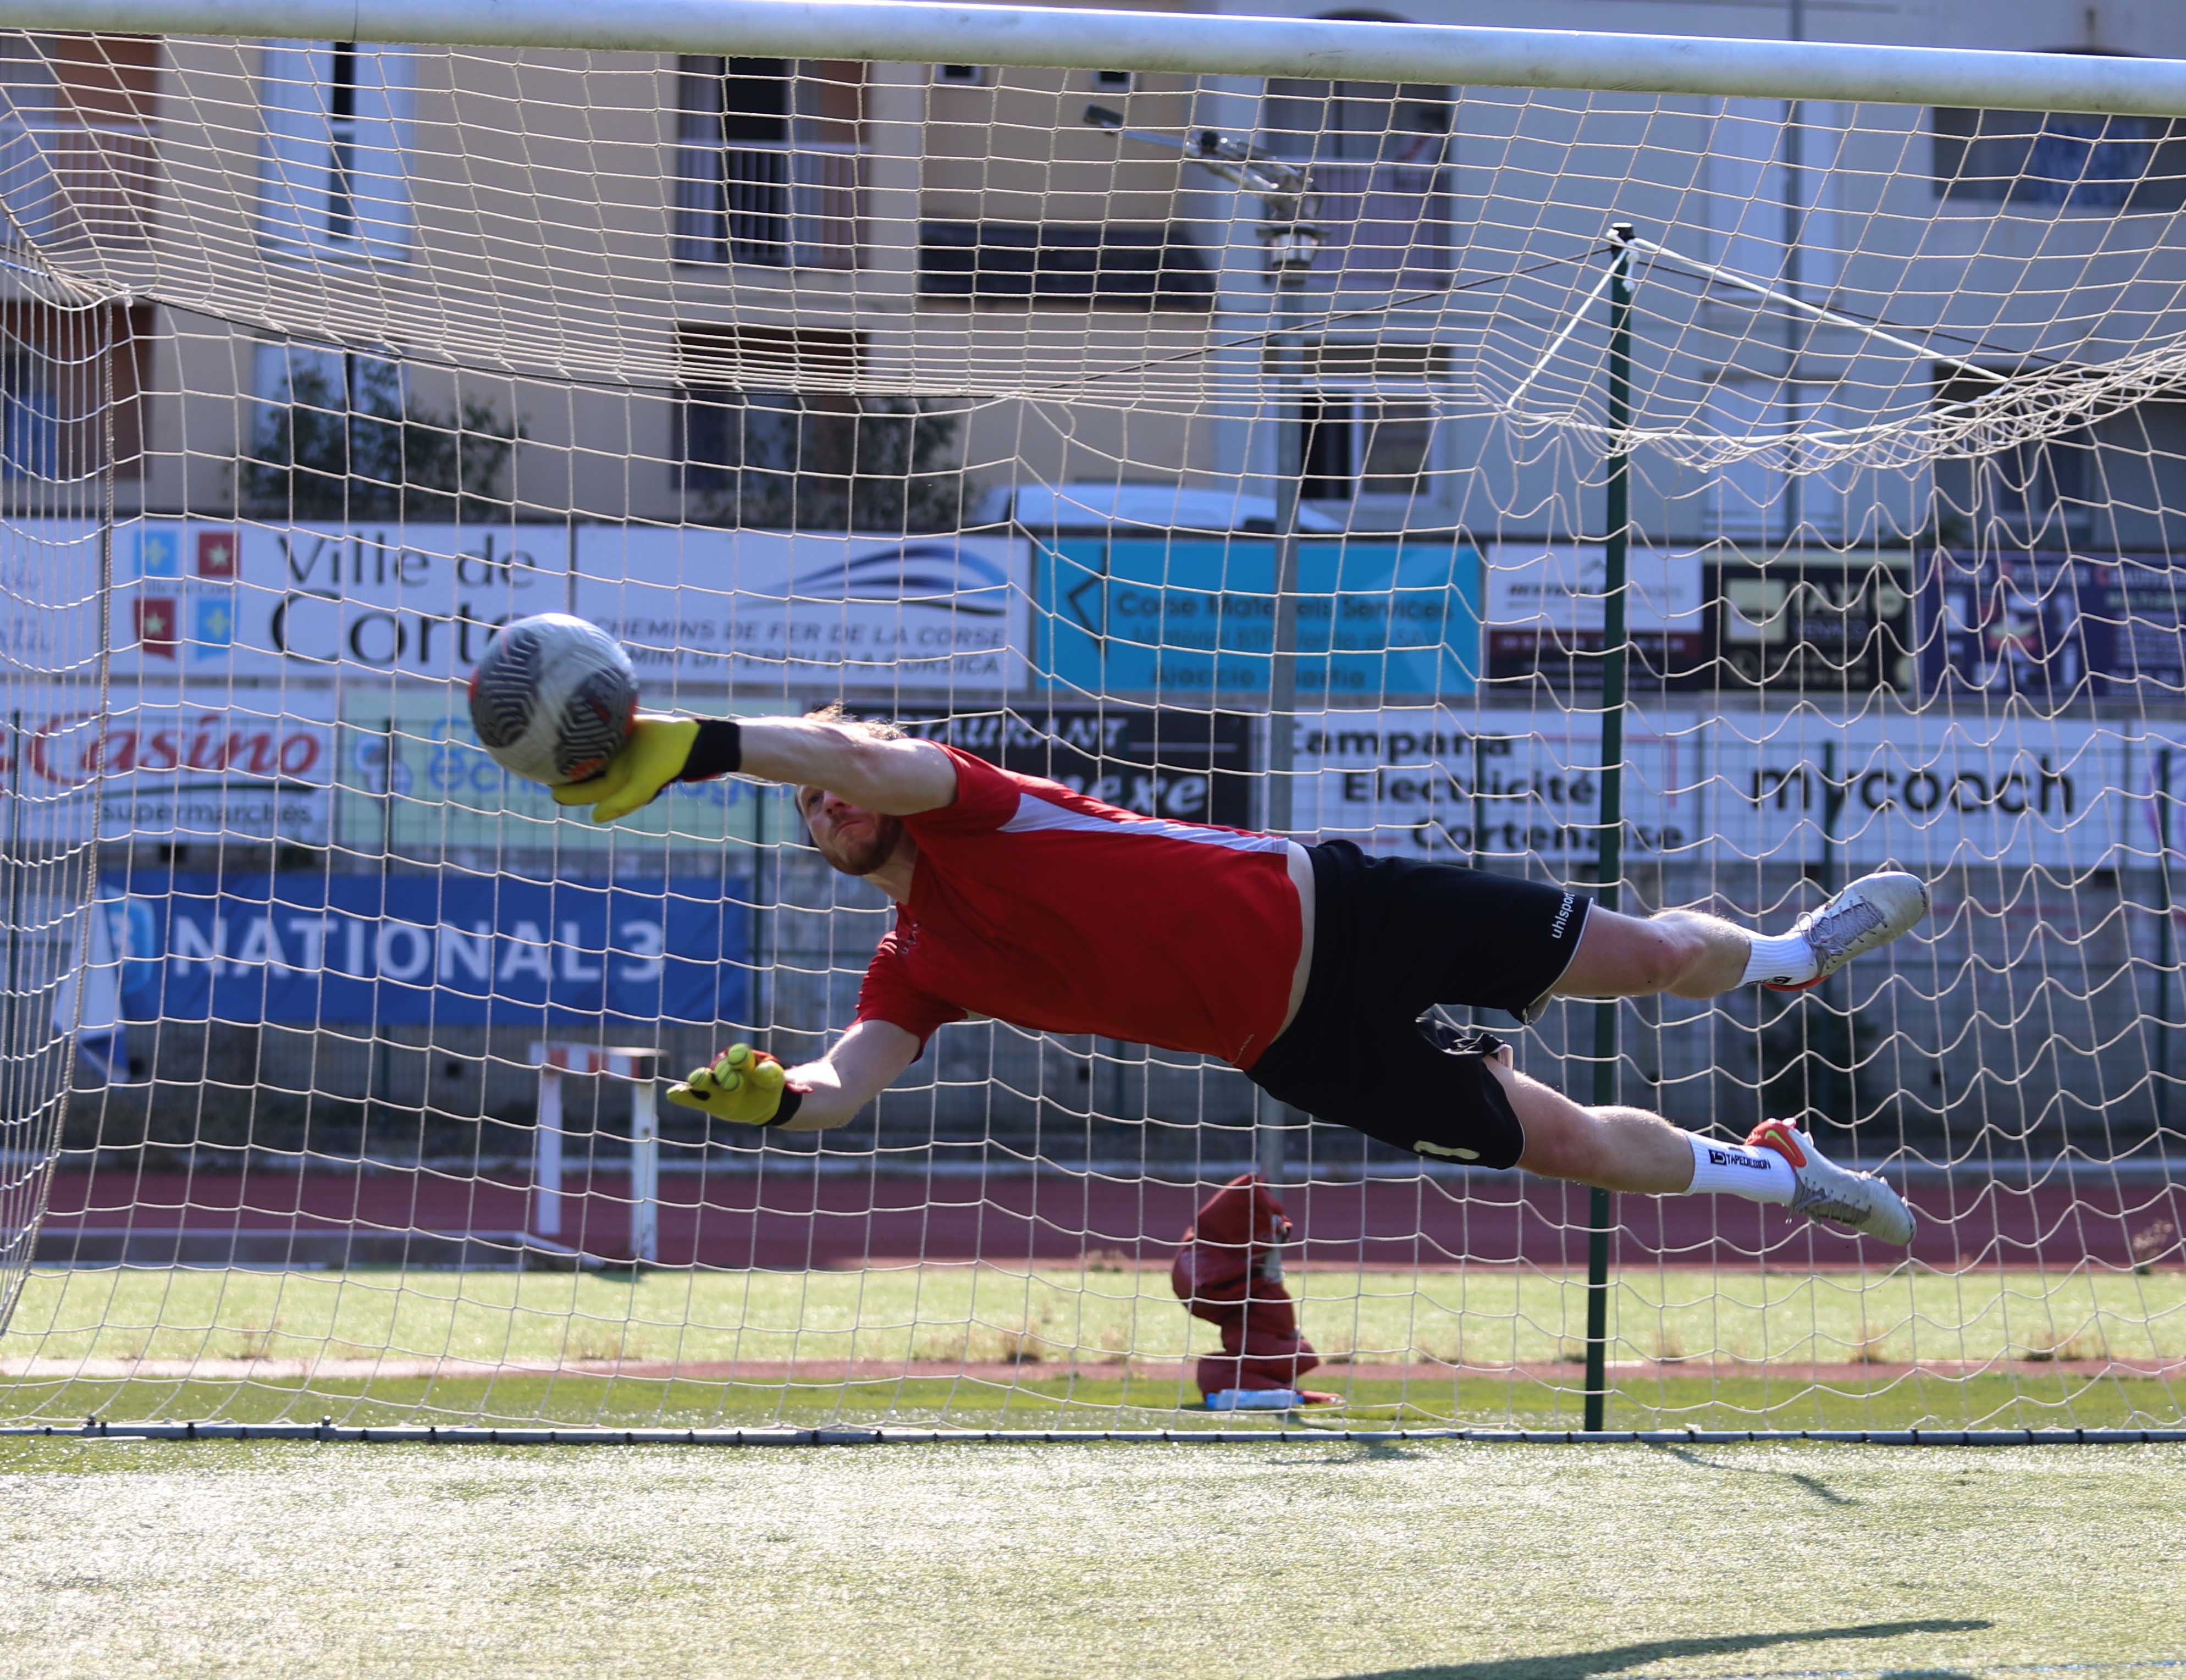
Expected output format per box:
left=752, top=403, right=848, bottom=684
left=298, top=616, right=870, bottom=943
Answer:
left=240, top=356, right=523, bottom=522
left=689, top=394, right=969, bottom=532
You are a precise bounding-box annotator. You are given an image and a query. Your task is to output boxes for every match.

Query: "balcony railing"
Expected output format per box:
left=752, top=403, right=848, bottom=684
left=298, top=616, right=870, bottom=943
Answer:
left=0, top=119, right=157, bottom=252
left=673, top=140, right=860, bottom=270
left=1302, top=159, right=1452, bottom=290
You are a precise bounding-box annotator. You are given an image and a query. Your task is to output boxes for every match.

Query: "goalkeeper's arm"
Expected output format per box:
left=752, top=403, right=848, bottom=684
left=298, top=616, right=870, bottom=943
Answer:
left=553, top=713, right=957, bottom=824
left=668, top=1018, right=920, bottom=1133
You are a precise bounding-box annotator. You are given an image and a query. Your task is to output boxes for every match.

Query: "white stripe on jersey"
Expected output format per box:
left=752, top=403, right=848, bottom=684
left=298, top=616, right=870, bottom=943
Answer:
left=1000, top=792, right=1289, bottom=854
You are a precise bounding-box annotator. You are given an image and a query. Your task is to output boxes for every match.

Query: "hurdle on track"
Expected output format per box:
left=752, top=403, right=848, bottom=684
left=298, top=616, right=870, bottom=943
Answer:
left=529, top=1043, right=661, bottom=1264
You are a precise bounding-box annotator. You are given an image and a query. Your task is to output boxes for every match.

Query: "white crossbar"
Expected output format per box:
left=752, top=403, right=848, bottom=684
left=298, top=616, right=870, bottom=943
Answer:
left=12, top=0, right=2186, bottom=118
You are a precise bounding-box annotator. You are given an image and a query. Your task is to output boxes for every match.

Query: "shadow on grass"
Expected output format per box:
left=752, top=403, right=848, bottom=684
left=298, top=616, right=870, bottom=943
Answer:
left=1324, top=1617, right=1990, bottom=1679
left=1647, top=1441, right=1857, bottom=1507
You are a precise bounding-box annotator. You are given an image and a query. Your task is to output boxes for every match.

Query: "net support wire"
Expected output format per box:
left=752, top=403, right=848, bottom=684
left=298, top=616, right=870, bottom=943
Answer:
left=12, top=1422, right=2186, bottom=1447
left=1623, top=234, right=2011, bottom=396
left=1619, top=234, right=2161, bottom=465
left=1498, top=225, right=2125, bottom=474
left=17, top=0, right=2186, bottom=119
left=1503, top=227, right=2017, bottom=436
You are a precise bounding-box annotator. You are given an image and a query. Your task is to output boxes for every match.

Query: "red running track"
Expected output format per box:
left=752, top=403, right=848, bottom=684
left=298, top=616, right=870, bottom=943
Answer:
left=34, top=1165, right=2186, bottom=1270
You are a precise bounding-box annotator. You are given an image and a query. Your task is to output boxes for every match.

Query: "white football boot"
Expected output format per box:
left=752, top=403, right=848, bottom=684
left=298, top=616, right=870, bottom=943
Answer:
left=1762, top=870, right=1931, bottom=992
left=1747, top=1118, right=1918, bottom=1247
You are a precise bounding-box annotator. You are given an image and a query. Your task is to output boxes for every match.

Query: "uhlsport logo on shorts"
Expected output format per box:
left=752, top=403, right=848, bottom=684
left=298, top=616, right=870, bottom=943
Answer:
left=1548, top=891, right=1577, bottom=942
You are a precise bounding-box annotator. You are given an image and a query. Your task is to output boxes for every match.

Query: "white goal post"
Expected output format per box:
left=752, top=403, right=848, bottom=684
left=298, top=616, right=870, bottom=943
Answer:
left=3, top=0, right=2186, bottom=1442
left=25, top=0, right=2186, bottom=115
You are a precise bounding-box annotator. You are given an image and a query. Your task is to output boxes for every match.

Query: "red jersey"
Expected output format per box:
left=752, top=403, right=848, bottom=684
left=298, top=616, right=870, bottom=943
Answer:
left=853, top=745, right=1300, bottom=1068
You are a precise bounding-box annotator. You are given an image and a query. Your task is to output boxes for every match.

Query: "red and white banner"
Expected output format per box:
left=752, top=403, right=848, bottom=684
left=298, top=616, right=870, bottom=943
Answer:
left=0, top=699, right=335, bottom=844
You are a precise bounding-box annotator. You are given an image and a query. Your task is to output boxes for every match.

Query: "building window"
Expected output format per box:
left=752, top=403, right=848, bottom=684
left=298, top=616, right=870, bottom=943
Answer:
left=1299, top=397, right=1434, bottom=502
left=1292, top=344, right=1441, bottom=506
left=0, top=301, right=150, bottom=484
left=932, top=64, right=991, bottom=86
left=0, top=343, right=60, bottom=479
left=1934, top=105, right=2186, bottom=211
left=0, top=34, right=159, bottom=251
left=673, top=57, right=862, bottom=269
left=916, top=220, right=1213, bottom=308
left=677, top=326, right=967, bottom=532
left=258, top=39, right=414, bottom=258
left=1263, top=79, right=1453, bottom=289
left=240, top=339, right=520, bottom=520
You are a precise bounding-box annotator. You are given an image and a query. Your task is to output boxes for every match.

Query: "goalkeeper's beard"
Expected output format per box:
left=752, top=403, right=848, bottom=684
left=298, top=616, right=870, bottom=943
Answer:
left=814, top=813, right=907, bottom=877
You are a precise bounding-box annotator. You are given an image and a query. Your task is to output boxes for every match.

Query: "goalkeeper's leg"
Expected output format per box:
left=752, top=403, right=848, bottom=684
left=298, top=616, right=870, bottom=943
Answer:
left=1490, top=1051, right=1916, bottom=1245
left=1549, top=870, right=1930, bottom=1003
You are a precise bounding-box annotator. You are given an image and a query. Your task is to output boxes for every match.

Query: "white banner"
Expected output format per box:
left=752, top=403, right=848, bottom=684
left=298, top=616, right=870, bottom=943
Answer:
left=103, top=520, right=557, bottom=681
left=1483, top=541, right=1706, bottom=633
left=576, top=529, right=1030, bottom=692
left=1289, top=708, right=2176, bottom=870
left=0, top=523, right=106, bottom=677
left=1, top=695, right=336, bottom=844
left=8, top=521, right=1030, bottom=693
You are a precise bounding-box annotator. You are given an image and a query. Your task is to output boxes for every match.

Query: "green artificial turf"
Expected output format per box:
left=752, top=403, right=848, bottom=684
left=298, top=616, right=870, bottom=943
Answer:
left=1, top=1436, right=2181, bottom=1679
left=6, top=1370, right=2184, bottom=1434
left=8, top=1264, right=2184, bottom=1376
left=5, top=1264, right=2183, bottom=1433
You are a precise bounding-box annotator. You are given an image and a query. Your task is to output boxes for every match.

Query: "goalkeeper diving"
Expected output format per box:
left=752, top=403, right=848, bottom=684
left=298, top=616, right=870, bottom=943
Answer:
left=555, top=707, right=1925, bottom=1244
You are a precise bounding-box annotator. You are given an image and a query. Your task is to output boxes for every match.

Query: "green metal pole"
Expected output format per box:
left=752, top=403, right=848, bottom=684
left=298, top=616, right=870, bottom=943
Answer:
left=1820, top=737, right=1847, bottom=1128
left=1258, top=257, right=1307, bottom=1191
left=2158, top=747, right=2174, bottom=1137
left=1584, top=225, right=1635, bottom=1434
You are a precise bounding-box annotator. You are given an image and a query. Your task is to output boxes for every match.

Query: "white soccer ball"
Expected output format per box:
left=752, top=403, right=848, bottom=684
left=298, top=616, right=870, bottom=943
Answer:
left=467, top=613, right=639, bottom=786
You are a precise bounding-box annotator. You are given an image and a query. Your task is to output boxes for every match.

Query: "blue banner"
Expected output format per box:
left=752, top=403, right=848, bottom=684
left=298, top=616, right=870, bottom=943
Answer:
left=110, top=873, right=749, bottom=1028
left=1034, top=537, right=1481, bottom=701
left=1918, top=549, right=2186, bottom=704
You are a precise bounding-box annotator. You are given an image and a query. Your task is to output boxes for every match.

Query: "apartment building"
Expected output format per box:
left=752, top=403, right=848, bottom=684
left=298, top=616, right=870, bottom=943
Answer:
left=3, top=2, right=2183, bottom=552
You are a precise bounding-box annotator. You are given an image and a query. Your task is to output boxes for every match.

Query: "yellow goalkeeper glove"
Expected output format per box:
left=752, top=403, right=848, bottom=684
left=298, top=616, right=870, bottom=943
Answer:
left=551, top=715, right=699, bottom=824
left=666, top=1044, right=802, bottom=1127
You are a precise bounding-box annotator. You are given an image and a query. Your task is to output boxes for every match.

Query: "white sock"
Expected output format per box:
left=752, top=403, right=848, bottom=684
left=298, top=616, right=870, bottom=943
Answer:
left=1685, top=1134, right=1796, bottom=1203
left=1739, top=930, right=1817, bottom=987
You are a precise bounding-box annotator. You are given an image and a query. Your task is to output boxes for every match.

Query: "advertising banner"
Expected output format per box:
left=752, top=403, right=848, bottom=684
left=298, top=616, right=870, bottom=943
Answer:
left=1918, top=549, right=2186, bottom=703
left=107, top=872, right=749, bottom=1027
left=1706, top=551, right=1916, bottom=697
left=8, top=520, right=1030, bottom=692
left=1034, top=538, right=1480, bottom=702
left=1288, top=709, right=1704, bottom=864
left=893, top=706, right=1256, bottom=827
left=577, top=529, right=1030, bottom=692
left=0, top=522, right=103, bottom=673
left=1483, top=541, right=1707, bottom=690
left=334, top=692, right=782, bottom=854
left=0, top=698, right=335, bottom=844
left=1288, top=708, right=2165, bottom=870
left=108, top=520, right=555, bottom=680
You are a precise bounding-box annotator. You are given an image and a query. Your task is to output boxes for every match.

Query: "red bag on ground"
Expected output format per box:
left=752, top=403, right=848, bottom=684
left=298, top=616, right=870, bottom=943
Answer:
left=1170, top=1173, right=1335, bottom=1402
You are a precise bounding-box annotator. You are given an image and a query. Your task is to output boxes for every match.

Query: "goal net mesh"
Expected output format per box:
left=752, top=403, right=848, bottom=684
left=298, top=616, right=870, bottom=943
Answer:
left=3, top=25, right=2183, bottom=1434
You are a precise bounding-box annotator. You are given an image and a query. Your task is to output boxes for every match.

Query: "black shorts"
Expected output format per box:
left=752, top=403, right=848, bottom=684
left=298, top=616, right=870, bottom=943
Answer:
left=1245, top=841, right=1592, bottom=1169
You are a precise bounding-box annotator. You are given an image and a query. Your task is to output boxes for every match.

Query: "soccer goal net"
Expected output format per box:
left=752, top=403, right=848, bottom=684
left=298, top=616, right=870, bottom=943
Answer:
left=2, top=2, right=2183, bottom=1439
